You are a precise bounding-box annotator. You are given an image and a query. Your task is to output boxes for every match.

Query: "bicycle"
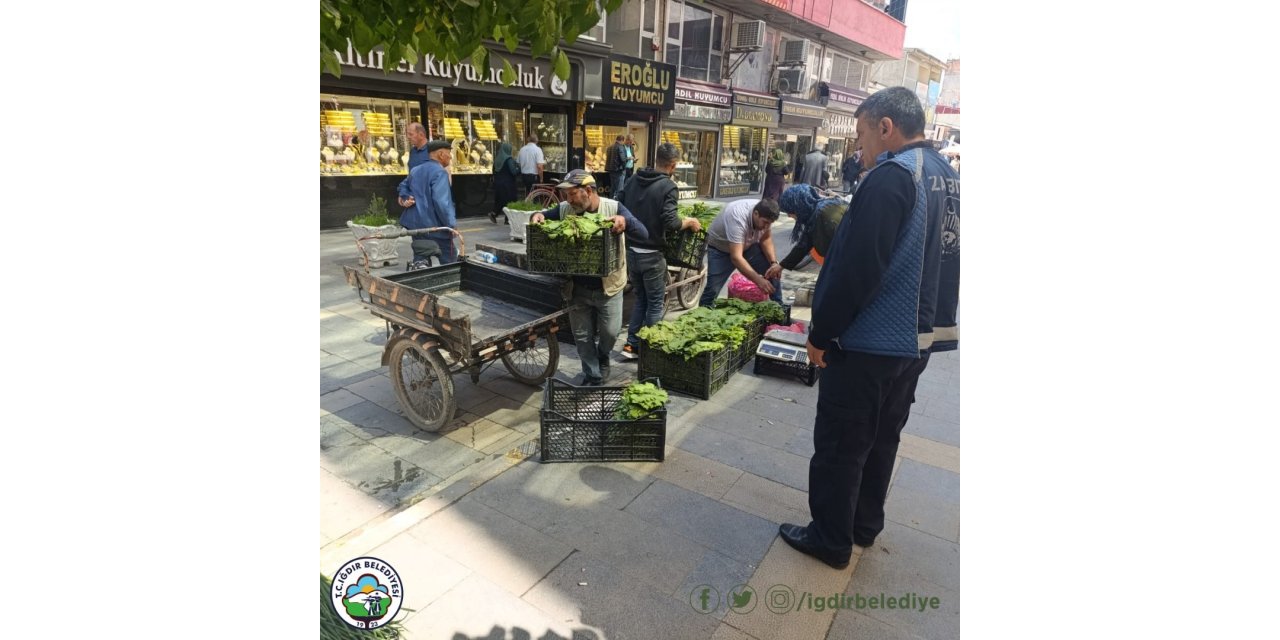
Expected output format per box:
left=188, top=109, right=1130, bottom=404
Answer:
left=489, top=182, right=562, bottom=224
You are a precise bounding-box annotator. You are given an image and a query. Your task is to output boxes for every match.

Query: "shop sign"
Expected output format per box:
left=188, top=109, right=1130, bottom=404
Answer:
left=820, top=112, right=857, bottom=137
left=329, top=42, right=574, bottom=100
left=719, top=183, right=750, bottom=197
left=674, top=81, right=732, bottom=106
left=821, top=82, right=870, bottom=111
left=670, top=101, right=731, bottom=123
left=779, top=98, right=826, bottom=128
left=732, top=104, right=779, bottom=127
left=678, top=187, right=700, bottom=200
left=603, top=55, right=676, bottom=110
left=734, top=92, right=779, bottom=109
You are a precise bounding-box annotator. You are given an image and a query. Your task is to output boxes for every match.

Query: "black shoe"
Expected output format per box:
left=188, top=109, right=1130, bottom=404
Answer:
left=599, top=363, right=611, bottom=381
left=488, top=212, right=498, bottom=224
left=778, top=523, right=850, bottom=569
left=582, top=377, right=603, bottom=387
left=853, top=537, right=876, bottom=548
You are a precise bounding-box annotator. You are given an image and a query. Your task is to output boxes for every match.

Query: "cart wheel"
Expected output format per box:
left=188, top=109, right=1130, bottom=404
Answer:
left=500, top=332, right=559, bottom=385
left=388, top=340, right=456, bottom=432
left=676, top=267, right=706, bottom=310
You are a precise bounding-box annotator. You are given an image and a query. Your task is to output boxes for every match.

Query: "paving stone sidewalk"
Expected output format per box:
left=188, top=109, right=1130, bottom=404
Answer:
left=321, top=218, right=959, bottom=639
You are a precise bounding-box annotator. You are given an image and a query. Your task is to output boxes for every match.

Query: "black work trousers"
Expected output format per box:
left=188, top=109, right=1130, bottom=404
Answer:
left=807, top=348, right=931, bottom=551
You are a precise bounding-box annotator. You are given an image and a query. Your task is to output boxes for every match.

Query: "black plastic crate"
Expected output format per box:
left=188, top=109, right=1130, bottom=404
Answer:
left=526, top=225, right=623, bottom=277
left=540, top=378, right=666, bottom=462
left=637, top=341, right=737, bottom=400
left=753, top=355, right=820, bottom=386
left=663, top=229, right=708, bottom=270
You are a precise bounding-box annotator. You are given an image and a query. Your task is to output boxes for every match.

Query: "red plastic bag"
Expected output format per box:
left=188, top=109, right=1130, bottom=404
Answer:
left=728, top=272, right=768, bottom=303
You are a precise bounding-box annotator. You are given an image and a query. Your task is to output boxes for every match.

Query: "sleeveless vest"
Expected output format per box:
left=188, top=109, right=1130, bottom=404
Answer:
left=837, top=148, right=928, bottom=358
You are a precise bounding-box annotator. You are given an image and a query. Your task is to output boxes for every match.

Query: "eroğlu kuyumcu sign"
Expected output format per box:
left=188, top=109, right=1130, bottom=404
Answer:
left=602, top=54, right=676, bottom=110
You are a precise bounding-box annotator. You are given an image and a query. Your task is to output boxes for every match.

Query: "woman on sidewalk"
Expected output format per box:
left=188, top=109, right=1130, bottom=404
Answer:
left=489, top=141, right=520, bottom=224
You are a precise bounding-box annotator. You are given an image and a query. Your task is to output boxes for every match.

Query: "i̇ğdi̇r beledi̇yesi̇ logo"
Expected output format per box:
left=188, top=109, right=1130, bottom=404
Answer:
left=330, top=557, right=403, bottom=630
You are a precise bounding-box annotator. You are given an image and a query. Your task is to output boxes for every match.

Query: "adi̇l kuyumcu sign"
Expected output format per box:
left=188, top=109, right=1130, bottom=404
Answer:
left=603, top=54, right=676, bottom=111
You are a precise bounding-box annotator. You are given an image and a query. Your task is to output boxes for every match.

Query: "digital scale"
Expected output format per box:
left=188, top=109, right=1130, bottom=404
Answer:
left=756, top=329, right=810, bottom=363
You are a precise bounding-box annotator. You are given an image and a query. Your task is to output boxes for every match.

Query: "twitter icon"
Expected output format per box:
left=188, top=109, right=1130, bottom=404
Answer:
left=728, top=584, right=757, bottom=614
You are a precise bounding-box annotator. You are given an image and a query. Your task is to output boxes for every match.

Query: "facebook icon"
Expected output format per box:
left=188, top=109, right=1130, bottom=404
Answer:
left=690, top=585, right=719, bottom=614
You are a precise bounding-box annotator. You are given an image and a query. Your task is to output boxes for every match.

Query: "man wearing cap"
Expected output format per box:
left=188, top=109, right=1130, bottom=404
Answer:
left=530, top=170, right=650, bottom=386
left=397, top=140, right=458, bottom=264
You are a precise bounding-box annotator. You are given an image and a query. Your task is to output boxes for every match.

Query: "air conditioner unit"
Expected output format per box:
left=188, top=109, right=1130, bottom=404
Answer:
left=776, top=69, right=805, bottom=94
left=780, top=39, right=811, bottom=65
left=731, top=20, right=766, bottom=51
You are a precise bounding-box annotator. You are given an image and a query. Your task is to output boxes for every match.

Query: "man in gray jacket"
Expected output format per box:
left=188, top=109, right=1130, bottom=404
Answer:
left=797, top=146, right=829, bottom=187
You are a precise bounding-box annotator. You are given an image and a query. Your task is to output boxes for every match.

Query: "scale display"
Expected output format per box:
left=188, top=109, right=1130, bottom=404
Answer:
left=757, top=330, right=810, bottom=363
left=757, top=340, right=809, bottom=363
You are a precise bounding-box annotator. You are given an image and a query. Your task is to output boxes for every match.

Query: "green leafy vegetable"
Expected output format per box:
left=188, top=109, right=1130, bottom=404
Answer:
left=713, top=298, right=787, bottom=324
left=504, top=200, right=547, bottom=212
left=637, top=306, right=756, bottom=360
left=616, top=382, right=668, bottom=420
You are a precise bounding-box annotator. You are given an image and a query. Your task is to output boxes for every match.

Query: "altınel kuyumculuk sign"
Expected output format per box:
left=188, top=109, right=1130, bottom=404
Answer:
left=327, top=42, right=574, bottom=100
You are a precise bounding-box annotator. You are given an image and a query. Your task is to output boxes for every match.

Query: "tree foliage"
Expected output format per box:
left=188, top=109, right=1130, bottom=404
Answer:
left=320, top=0, right=624, bottom=84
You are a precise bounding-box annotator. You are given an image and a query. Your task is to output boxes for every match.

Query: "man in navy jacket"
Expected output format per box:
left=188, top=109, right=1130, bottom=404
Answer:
left=778, top=87, right=960, bottom=569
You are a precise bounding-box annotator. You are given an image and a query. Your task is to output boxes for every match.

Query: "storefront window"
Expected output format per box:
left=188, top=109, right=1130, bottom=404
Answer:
left=719, top=125, right=766, bottom=196
left=530, top=112, right=569, bottom=173
left=441, top=104, right=524, bottom=175
left=584, top=124, right=630, bottom=174
left=816, top=136, right=845, bottom=187
left=771, top=132, right=813, bottom=188
left=320, top=94, right=420, bottom=176
left=661, top=127, right=717, bottom=198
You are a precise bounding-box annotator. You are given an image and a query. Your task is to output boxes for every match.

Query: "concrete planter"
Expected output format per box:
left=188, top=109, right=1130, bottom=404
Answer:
left=347, top=221, right=402, bottom=264
left=503, top=207, right=533, bottom=243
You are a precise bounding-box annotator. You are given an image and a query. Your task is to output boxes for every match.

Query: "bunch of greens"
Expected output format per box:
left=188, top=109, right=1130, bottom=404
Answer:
left=505, top=200, right=548, bottom=212
left=714, top=298, right=787, bottom=324
left=616, top=381, right=668, bottom=420
left=351, top=194, right=396, bottom=227
left=535, top=212, right=613, bottom=242
left=637, top=306, right=754, bottom=360
left=668, top=203, right=720, bottom=243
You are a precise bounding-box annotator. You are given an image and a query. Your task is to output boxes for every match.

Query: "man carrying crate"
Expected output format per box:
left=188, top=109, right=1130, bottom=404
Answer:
left=617, top=142, right=703, bottom=361
left=530, top=170, right=650, bottom=386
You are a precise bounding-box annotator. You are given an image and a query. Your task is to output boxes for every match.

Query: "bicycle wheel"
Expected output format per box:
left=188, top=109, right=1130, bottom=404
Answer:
left=525, top=188, right=559, bottom=209
left=676, top=267, right=706, bottom=310
left=500, top=332, right=559, bottom=385
left=388, top=340, right=456, bottom=432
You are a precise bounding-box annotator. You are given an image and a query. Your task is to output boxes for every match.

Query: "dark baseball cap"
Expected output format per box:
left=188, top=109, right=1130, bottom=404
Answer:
left=427, top=140, right=451, bottom=152
left=555, top=169, right=597, bottom=189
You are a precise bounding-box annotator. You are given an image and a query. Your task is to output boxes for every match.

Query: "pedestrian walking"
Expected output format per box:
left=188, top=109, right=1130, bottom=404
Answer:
left=763, top=148, right=789, bottom=200
left=489, top=141, right=520, bottom=224
left=517, top=133, right=545, bottom=196
left=605, top=134, right=629, bottom=198
left=397, top=140, right=458, bottom=264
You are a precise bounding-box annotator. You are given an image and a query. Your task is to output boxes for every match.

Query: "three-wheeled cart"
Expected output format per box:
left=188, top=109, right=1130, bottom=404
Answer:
left=345, top=228, right=572, bottom=431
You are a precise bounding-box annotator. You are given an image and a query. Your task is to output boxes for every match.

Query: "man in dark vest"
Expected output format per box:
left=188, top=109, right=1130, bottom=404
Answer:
left=778, top=86, right=960, bottom=569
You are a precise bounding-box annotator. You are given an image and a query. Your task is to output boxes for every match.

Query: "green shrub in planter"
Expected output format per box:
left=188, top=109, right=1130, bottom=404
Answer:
left=348, top=194, right=401, bottom=264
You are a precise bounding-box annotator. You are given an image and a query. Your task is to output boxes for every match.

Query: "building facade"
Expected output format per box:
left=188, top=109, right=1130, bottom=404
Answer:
left=318, top=0, right=911, bottom=226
